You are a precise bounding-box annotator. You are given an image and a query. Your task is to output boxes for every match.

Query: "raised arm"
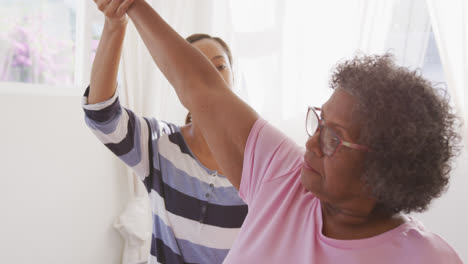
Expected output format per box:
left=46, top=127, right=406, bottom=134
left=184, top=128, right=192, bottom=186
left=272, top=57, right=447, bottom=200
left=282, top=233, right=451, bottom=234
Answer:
left=127, top=0, right=259, bottom=189
left=84, top=0, right=154, bottom=181
left=88, top=0, right=134, bottom=104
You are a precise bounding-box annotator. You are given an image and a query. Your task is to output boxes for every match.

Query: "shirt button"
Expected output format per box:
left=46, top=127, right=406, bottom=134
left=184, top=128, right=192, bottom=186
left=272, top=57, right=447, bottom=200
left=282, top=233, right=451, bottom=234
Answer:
left=205, top=193, right=210, bottom=198
left=209, top=183, right=214, bottom=188
left=199, top=205, right=207, bottom=223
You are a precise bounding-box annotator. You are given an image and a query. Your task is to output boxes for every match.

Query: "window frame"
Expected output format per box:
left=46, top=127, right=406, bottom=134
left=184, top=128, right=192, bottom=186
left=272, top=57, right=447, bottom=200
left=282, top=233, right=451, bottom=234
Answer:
left=0, top=0, right=96, bottom=96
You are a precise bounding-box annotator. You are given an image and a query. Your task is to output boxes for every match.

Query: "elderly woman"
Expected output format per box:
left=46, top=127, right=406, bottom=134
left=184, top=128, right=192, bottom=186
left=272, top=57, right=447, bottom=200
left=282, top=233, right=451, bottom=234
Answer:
left=119, top=0, right=462, bottom=263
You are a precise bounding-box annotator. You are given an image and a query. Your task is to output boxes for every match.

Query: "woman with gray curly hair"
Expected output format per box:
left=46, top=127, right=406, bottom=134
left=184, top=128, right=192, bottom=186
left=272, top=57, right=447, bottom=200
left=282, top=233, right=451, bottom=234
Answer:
left=121, top=0, right=463, bottom=263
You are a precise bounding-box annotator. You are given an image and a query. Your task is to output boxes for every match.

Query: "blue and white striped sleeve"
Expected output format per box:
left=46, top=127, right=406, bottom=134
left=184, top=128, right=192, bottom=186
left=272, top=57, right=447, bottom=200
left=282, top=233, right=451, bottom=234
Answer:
left=82, top=86, right=153, bottom=181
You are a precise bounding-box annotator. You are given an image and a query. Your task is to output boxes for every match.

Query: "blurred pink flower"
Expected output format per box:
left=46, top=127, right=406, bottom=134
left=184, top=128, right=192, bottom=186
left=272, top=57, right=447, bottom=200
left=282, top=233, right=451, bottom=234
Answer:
left=1, top=13, right=74, bottom=85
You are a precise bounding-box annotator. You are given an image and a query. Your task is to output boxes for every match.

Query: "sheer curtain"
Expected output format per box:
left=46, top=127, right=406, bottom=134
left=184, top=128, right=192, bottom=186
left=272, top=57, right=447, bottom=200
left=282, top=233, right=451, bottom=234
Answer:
left=211, top=0, right=398, bottom=144
left=385, top=0, right=432, bottom=68
left=426, top=0, right=468, bottom=146
left=114, top=0, right=399, bottom=262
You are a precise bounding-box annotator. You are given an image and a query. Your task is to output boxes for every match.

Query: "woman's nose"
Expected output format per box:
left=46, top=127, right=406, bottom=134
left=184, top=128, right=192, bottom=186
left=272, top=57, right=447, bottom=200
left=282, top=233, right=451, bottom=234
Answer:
left=305, top=130, right=323, bottom=158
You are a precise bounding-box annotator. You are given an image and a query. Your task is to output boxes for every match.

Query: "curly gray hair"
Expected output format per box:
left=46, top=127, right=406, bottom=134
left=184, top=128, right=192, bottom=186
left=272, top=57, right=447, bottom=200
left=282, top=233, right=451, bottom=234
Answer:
left=330, top=53, right=462, bottom=214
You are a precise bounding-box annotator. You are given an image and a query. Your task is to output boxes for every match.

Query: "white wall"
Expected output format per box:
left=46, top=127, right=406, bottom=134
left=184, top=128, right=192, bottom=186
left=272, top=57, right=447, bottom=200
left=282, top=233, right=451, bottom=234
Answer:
left=0, top=92, right=129, bottom=264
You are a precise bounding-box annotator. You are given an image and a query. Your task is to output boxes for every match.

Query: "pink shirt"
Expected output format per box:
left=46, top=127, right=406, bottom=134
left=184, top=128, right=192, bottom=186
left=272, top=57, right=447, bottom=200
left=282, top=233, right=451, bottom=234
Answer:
left=223, top=119, right=463, bottom=264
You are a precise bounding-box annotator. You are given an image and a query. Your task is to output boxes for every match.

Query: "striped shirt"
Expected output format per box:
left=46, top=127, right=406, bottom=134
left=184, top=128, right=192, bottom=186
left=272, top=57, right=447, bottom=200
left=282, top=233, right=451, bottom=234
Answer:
left=82, top=87, right=247, bottom=264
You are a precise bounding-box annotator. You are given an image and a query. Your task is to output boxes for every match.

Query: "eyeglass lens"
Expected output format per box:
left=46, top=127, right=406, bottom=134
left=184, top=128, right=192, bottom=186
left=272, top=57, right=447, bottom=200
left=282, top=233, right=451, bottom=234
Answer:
left=307, top=108, right=341, bottom=156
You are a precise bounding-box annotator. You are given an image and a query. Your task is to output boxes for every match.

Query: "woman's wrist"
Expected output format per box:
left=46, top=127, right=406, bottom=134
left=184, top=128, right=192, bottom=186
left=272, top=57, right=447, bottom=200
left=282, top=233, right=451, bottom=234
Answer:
left=104, top=16, right=128, bottom=33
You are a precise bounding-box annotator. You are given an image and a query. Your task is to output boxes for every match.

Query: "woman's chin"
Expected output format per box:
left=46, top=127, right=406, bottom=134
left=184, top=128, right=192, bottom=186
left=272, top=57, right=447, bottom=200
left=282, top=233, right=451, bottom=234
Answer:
left=300, top=168, right=321, bottom=193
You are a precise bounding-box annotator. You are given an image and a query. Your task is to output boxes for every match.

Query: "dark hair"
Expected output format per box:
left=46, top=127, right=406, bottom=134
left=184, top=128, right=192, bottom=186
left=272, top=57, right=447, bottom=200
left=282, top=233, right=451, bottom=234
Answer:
left=185, top=33, right=233, bottom=124
left=330, top=53, right=462, bottom=214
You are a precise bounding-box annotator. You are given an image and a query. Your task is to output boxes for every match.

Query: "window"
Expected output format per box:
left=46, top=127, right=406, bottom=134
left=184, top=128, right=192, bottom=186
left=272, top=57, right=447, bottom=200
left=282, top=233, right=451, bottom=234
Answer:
left=385, top=0, right=446, bottom=89
left=421, top=29, right=445, bottom=85
left=0, top=0, right=103, bottom=93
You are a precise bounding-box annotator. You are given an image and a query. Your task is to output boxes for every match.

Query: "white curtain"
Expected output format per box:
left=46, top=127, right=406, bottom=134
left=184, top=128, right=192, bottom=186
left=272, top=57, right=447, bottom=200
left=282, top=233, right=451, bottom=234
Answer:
left=114, top=0, right=399, bottom=262
left=385, top=0, right=432, bottom=68
left=426, top=0, right=468, bottom=146
left=211, top=0, right=399, bottom=144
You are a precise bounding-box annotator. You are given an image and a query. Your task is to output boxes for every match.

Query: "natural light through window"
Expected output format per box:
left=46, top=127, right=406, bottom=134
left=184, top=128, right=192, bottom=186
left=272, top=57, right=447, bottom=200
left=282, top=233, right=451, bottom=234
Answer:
left=0, top=0, right=77, bottom=86
left=0, top=0, right=103, bottom=92
left=229, top=0, right=278, bottom=33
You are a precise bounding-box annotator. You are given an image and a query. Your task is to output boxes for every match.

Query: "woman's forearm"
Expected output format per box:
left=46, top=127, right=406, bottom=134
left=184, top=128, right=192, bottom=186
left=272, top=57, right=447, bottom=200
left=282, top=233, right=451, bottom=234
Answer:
left=88, top=20, right=127, bottom=104
left=126, top=0, right=228, bottom=109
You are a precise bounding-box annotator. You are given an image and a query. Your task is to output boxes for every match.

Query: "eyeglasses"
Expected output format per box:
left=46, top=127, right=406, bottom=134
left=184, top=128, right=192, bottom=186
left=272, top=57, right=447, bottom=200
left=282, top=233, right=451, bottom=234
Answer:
left=306, top=106, right=371, bottom=157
